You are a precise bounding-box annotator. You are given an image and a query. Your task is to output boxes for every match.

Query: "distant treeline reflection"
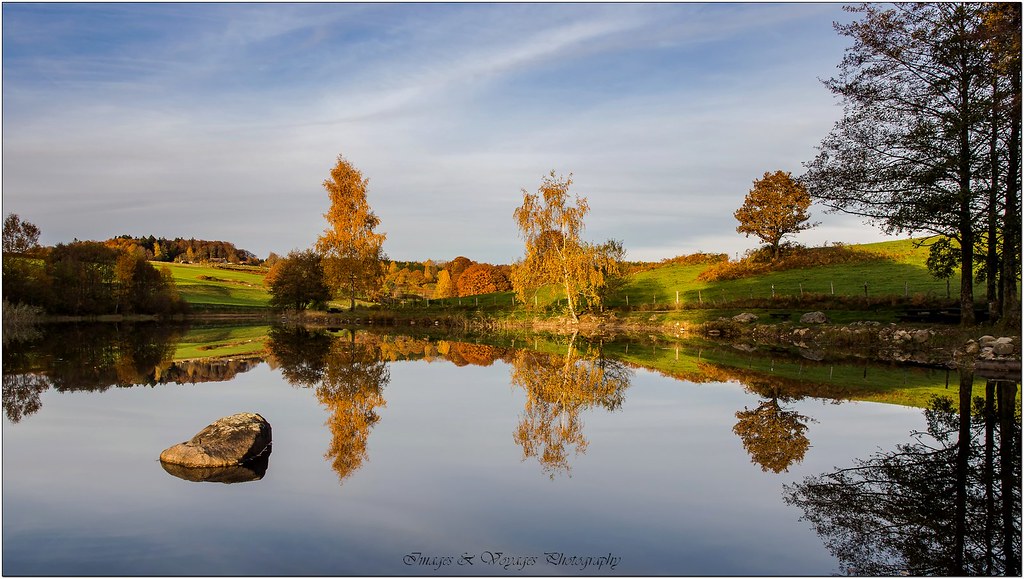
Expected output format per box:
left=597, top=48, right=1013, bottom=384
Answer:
left=2, top=323, right=264, bottom=423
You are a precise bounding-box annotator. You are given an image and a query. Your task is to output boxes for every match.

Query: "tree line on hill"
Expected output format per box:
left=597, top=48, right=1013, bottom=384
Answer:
left=3, top=215, right=187, bottom=315
left=106, top=235, right=259, bottom=265
left=382, top=257, right=513, bottom=299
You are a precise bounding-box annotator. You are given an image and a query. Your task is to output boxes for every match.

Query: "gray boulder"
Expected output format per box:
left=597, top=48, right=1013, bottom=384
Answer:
left=731, top=312, right=758, bottom=324
left=800, top=311, right=828, bottom=324
left=993, top=339, right=1017, bottom=357
left=160, top=413, right=271, bottom=468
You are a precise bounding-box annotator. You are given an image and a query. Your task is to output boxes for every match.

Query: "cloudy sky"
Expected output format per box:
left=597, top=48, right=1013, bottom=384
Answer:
left=3, top=3, right=897, bottom=263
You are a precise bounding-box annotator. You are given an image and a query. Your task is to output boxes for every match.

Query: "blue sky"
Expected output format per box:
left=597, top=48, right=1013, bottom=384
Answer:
left=3, top=2, right=898, bottom=263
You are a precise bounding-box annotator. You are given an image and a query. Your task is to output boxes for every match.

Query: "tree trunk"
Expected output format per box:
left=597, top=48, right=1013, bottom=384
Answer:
left=349, top=275, right=356, bottom=311
left=1001, top=68, right=1021, bottom=327
left=987, top=79, right=1001, bottom=321
left=959, top=204, right=976, bottom=326
left=563, top=276, right=578, bottom=322
left=958, top=68, right=976, bottom=327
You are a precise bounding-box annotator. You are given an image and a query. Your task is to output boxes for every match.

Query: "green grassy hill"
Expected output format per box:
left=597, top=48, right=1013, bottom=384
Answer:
left=616, top=239, right=956, bottom=308
left=158, top=262, right=272, bottom=310
left=160, top=239, right=960, bottom=319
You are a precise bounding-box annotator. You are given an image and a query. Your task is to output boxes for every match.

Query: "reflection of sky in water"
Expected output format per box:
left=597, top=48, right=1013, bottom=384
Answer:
left=3, top=359, right=924, bottom=575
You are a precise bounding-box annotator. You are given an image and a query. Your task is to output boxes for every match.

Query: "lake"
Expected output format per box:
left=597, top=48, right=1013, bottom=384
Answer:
left=2, top=323, right=1020, bottom=576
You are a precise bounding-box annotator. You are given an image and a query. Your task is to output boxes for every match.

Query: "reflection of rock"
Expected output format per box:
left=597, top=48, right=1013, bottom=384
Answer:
left=160, top=449, right=270, bottom=483
left=160, top=413, right=272, bottom=468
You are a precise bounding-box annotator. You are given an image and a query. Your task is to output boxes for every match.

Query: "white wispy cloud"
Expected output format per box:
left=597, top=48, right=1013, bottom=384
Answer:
left=3, top=3, right=899, bottom=262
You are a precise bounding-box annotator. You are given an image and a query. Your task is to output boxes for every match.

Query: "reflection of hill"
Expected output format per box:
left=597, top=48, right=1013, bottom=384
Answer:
left=599, top=339, right=982, bottom=410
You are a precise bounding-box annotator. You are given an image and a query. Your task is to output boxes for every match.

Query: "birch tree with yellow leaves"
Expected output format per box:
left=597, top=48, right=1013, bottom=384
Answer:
left=315, top=155, right=387, bottom=310
left=512, top=171, right=623, bottom=322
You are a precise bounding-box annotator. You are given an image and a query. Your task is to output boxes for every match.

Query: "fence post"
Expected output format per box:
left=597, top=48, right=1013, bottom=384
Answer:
left=698, top=290, right=702, bottom=304
left=799, top=283, right=803, bottom=297
left=830, top=281, right=834, bottom=295
left=863, top=282, right=868, bottom=297
left=771, top=284, right=775, bottom=298
left=626, top=295, right=629, bottom=306
left=676, top=290, right=679, bottom=306
left=904, top=280, right=908, bottom=297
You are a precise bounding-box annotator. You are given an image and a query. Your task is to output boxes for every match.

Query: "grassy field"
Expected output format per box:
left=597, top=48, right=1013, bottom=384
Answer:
left=615, top=239, right=957, bottom=308
left=158, top=262, right=272, bottom=309
left=414, top=238, right=965, bottom=323
left=160, top=238, right=966, bottom=322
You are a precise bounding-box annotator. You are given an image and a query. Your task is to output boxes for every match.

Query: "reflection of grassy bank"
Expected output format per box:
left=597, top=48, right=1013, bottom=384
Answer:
left=172, top=324, right=272, bottom=360
left=600, top=338, right=986, bottom=409
left=293, top=326, right=1005, bottom=411
left=173, top=321, right=1015, bottom=411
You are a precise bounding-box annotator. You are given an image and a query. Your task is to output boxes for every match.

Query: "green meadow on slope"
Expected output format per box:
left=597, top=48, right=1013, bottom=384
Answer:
left=162, top=239, right=957, bottom=319
left=160, top=262, right=272, bottom=309
left=615, top=239, right=957, bottom=308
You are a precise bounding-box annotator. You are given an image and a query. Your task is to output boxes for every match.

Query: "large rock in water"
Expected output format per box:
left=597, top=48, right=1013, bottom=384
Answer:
left=160, top=413, right=271, bottom=468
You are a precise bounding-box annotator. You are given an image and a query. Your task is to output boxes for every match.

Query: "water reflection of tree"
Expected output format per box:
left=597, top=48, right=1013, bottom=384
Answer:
left=268, top=327, right=390, bottom=484
left=733, top=398, right=813, bottom=474
left=727, top=374, right=816, bottom=474
left=509, top=333, right=632, bottom=479
left=784, top=375, right=1021, bottom=576
left=1, top=373, right=49, bottom=423
left=266, top=325, right=333, bottom=386
left=2, top=323, right=185, bottom=423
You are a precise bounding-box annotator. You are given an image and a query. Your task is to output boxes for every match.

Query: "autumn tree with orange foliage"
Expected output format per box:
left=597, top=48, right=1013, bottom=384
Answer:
left=316, top=155, right=387, bottom=310
left=734, top=170, right=817, bottom=262
left=455, top=263, right=511, bottom=297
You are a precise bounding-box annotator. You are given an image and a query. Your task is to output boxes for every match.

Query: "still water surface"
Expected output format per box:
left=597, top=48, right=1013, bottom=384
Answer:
left=3, top=324, right=1019, bottom=575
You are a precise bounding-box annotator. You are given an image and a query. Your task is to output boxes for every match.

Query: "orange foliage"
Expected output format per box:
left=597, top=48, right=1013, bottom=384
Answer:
left=455, top=263, right=511, bottom=296
left=734, top=170, right=816, bottom=260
